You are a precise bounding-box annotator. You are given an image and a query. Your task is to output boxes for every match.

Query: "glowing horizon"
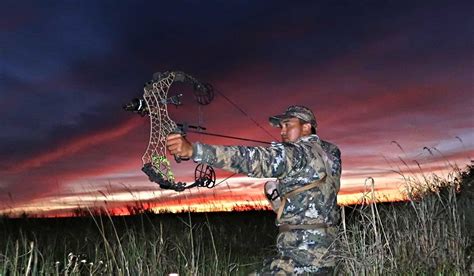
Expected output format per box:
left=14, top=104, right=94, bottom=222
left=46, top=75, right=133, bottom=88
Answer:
left=2, top=159, right=471, bottom=217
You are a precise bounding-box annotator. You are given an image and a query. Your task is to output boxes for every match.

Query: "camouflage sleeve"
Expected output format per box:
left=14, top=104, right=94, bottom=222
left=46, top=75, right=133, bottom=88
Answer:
left=191, top=142, right=307, bottom=178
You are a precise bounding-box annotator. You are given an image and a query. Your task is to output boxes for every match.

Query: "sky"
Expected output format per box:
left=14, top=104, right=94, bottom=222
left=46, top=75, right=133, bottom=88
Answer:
left=1, top=0, right=473, bottom=216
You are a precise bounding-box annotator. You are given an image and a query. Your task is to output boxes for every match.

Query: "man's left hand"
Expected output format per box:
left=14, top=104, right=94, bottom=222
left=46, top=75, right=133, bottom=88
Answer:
left=166, top=134, right=194, bottom=159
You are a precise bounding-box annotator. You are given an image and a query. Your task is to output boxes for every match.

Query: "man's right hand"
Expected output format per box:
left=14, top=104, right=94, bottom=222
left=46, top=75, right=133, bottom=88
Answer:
left=166, top=134, right=194, bottom=159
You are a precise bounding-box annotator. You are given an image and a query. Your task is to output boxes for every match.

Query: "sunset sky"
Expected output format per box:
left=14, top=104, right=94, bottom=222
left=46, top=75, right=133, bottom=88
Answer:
left=1, top=1, right=473, bottom=216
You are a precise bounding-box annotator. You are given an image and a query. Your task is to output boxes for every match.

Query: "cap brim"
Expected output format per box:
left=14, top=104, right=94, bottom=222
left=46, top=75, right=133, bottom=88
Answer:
left=268, top=114, right=291, bottom=128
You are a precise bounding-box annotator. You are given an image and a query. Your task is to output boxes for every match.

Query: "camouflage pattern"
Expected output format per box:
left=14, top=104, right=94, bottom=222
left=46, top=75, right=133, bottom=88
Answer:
left=269, top=105, right=318, bottom=130
left=260, top=226, right=338, bottom=275
left=192, top=135, right=342, bottom=274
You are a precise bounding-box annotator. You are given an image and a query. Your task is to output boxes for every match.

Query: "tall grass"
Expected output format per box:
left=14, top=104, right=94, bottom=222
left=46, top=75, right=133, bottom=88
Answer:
left=0, top=165, right=472, bottom=275
left=337, top=164, right=473, bottom=275
left=0, top=211, right=277, bottom=275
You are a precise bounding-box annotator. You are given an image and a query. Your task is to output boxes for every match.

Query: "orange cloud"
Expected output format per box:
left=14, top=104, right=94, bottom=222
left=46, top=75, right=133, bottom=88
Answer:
left=8, top=117, right=143, bottom=173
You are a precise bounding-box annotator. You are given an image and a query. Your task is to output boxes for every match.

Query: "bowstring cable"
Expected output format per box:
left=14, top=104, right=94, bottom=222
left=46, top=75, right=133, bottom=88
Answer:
left=214, top=172, right=238, bottom=187
left=215, top=90, right=279, bottom=141
left=167, top=79, right=276, bottom=190
left=200, top=89, right=279, bottom=189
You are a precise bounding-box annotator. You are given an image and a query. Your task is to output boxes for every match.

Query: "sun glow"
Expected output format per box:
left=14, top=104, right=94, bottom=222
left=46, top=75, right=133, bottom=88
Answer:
left=1, top=156, right=470, bottom=218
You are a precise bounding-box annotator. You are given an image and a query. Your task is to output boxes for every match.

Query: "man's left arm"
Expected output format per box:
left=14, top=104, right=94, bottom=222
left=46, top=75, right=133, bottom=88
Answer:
left=166, top=134, right=327, bottom=179
left=192, top=142, right=308, bottom=179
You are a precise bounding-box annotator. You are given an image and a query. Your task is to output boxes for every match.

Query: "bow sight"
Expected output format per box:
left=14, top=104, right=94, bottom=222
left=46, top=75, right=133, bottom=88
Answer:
left=122, top=94, right=184, bottom=117
left=123, top=98, right=148, bottom=116
left=123, top=71, right=216, bottom=192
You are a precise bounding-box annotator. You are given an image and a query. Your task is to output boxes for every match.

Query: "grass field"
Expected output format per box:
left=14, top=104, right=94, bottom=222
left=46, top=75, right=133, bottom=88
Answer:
left=1, top=165, right=472, bottom=275
left=0, top=210, right=278, bottom=275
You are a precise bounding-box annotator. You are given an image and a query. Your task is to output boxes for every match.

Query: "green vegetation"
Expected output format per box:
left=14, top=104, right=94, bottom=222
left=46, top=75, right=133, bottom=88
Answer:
left=0, top=165, right=472, bottom=275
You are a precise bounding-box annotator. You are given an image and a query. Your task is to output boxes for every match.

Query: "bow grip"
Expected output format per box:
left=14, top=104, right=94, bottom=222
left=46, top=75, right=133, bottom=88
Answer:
left=171, top=127, right=188, bottom=163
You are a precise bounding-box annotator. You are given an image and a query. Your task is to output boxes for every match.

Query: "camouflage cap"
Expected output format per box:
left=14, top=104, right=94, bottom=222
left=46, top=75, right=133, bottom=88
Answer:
left=269, top=105, right=317, bottom=128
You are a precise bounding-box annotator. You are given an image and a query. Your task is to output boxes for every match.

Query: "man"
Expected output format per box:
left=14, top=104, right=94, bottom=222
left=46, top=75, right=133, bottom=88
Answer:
left=167, top=105, right=341, bottom=275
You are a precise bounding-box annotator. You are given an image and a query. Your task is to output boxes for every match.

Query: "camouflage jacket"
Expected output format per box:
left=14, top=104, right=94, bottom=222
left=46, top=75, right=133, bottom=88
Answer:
left=192, top=135, right=341, bottom=226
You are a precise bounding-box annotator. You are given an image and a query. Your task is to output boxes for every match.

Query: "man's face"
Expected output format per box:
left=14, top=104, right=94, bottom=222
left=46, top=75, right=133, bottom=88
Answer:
left=279, top=117, right=312, bottom=143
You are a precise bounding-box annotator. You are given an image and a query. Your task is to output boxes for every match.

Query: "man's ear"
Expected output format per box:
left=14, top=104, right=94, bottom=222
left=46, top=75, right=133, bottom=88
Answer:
left=303, top=123, right=312, bottom=134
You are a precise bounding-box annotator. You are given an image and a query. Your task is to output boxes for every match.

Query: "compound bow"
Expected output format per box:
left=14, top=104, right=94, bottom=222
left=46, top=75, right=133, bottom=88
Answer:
left=123, top=71, right=217, bottom=192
